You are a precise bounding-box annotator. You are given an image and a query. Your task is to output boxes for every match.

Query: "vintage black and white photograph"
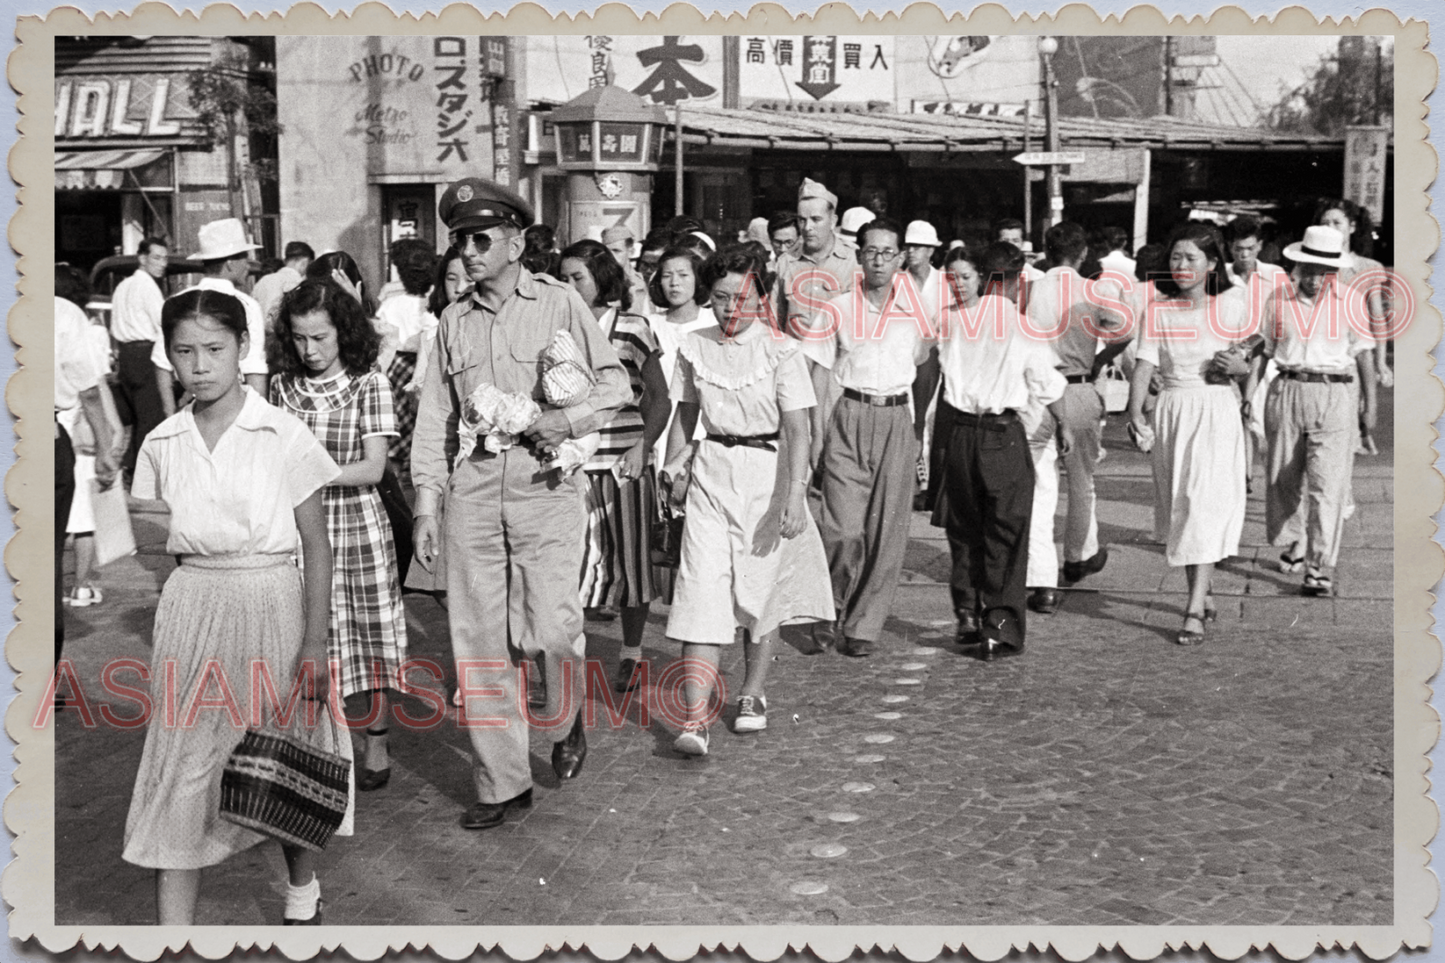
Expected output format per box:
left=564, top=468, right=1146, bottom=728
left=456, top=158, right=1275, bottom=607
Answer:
left=27, top=9, right=1434, bottom=953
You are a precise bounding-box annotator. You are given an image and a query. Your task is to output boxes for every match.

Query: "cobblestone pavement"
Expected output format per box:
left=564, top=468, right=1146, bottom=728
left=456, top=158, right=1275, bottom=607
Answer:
left=51, top=397, right=1394, bottom=928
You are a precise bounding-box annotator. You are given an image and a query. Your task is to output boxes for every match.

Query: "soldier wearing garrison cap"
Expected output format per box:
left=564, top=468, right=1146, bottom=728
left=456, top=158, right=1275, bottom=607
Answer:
left=411, top=176, right=631, bottom=831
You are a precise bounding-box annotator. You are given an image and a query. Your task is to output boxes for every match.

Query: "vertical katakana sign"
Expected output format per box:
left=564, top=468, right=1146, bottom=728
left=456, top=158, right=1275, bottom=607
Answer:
left=433, top=37, right=471, bottom=163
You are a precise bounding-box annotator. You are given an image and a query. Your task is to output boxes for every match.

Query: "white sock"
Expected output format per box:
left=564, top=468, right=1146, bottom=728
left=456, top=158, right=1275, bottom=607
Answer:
left=285, top=875, right=321, bottom=921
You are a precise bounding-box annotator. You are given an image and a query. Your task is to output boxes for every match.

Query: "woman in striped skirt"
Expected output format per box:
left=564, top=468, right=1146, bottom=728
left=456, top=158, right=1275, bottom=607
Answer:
left=557, top=239, right=671, bottom=693
left=374, top=245, right=439, bottom=481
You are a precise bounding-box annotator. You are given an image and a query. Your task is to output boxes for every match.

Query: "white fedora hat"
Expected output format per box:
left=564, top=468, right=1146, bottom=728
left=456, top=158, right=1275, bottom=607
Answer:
left=1282, top=225, right=1348, bottom=267
left=191, top=218, right=261, bottom=261
left=905, top=220, right=942, bottom=247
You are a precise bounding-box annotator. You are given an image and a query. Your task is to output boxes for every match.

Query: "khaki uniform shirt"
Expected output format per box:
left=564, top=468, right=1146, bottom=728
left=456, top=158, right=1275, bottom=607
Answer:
left=772, top=234, right=858, bottom=337
left=410, top=269, right=631, bottom=515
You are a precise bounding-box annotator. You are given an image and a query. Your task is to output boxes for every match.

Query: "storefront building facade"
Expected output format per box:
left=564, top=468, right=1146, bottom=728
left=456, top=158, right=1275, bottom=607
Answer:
left=55, top=36, right=278, bottom=273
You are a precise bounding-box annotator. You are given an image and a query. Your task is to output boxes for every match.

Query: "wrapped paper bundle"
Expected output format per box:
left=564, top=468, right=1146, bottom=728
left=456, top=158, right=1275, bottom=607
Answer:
left=458, top=383, right=542, bottom=460
left=541, top=329, right=595, bottom=407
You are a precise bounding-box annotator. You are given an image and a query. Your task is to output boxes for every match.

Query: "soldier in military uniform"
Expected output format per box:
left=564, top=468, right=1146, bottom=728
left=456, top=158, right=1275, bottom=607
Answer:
left=411, top=178, right=631, bottom=830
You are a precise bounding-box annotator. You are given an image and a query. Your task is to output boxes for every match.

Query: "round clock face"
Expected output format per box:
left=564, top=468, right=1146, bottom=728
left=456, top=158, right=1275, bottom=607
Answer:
left=596, top=173, right=625, bottom=199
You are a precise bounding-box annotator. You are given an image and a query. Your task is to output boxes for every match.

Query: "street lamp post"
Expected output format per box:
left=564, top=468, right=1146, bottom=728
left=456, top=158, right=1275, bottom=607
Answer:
left=1039, top=36, right=1063, bottom=228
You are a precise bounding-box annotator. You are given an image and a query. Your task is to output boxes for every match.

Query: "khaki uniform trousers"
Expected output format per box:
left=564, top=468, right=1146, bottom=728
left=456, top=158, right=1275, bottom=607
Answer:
left=1264, top=377, right=1355, bottom=571
left=445, top=447, right=588, bottom=805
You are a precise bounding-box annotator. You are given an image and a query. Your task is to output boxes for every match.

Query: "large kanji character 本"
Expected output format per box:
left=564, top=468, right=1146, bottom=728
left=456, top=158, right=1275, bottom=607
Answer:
left=632, top=36, right=716, bottom=106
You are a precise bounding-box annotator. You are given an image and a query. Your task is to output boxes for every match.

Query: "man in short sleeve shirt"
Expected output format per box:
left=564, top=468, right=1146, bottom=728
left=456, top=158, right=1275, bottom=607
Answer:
left=109, top=236, right=168, bottom=475
left=151, top=218, right=268, bottom=410
left=1245, top=225, right=1375, bottom=598
left=806, top=218, right=936, bottom=658
left=411, top=177, right=631, bottom=830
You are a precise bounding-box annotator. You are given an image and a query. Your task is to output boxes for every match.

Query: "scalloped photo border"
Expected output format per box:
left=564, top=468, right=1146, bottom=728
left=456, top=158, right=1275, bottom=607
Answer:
left=6, top=3, right=1439, bottom=960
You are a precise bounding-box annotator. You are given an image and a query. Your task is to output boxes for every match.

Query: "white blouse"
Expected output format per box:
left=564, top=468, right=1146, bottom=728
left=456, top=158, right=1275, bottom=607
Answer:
left=133, top=388, right=340, bottom=556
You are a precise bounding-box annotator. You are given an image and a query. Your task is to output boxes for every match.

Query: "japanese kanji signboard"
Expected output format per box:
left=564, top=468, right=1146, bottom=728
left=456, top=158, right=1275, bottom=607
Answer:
left=1343, top=125, right=1389, bottom=227
left=524, top=36, right=724, bottom=107
left=738, top=36, right=895, bottom=105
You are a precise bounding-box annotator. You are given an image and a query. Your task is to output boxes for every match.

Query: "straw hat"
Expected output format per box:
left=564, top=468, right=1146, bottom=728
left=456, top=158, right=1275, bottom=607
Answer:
left=191, top=218, right=261, bottom=261
left=1282, top=225, right=1348, bottom=267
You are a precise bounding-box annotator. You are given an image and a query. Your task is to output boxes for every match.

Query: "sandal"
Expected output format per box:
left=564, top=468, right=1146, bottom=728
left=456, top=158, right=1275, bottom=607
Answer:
left=1176, top=611, right=1206, bottom=646
left=1277, top=552, right=1306, bottom=574
left=1302, top=569, right=1333, bottom=597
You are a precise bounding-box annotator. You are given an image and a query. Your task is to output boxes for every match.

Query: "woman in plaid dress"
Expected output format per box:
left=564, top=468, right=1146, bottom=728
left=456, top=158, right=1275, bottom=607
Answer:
left=270, top=277, right=407, bottom=792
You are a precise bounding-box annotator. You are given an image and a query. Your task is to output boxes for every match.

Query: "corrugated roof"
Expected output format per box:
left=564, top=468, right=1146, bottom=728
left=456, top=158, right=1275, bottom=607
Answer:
left=673, top=104, right=1360, bottom=153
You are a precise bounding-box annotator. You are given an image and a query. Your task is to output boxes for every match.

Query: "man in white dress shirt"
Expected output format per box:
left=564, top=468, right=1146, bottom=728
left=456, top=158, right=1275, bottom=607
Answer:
left=808, top=218, right=936, bottom=658
left=1244, top=225, right=1376, bottom=598
left=251, top=240, right=313, bottom=329
left=109, top=236, right=168, bottom=474
left=1096, top=226, right=1137, bottom=279
left=1028, top=222, right=1130, bottom=606
left=151, top=218, right=269, bottom=414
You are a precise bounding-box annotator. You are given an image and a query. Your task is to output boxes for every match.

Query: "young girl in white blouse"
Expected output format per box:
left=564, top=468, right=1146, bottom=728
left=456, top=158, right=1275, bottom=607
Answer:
left=123, top=288, right=349, bottom=925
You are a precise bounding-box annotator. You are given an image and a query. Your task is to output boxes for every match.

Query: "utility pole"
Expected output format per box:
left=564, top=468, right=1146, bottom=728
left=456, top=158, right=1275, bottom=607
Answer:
left=674, top=101, right=684, bottom=217
left=1163, top=36, right=1174, bottom=117
left=1039, top=36, right=1063, bottom=227
left=1022, top=99, right=1033, bottom=242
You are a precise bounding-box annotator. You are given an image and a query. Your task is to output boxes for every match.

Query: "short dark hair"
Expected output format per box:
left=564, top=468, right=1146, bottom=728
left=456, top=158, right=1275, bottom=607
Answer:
left=523, top=224, right=556, bottom=255
left=558, top=239, right=631, bottom=311
left=307, top=250, right=377, bottom=317
left=1313, top=197, right=1372, bottom=257
left=138, top=236, right=168, bottom=257
left=1044, top=221, right=1088, bottom=265
left=397, top=246, right=438, bottom=297
left=1157, top=222, right=1234, bottom=298
left=666, top=214, right=706, bottom=236
left=283, top=241, right=315, bottom=262
left=270, top=278, right=382, bottom=377
left=1133, top=243, right=1169, bottom=283
left=768, top=212, right=801, bottom=237
left=641, top=228, right=676, bottom=255
left=992, top=218, right=1025, bottom=238
left=429, top=246, right=463, bottom=318
left=698, top=244, right=773, bottom=323
left=857, top=217, right=904, bottom=253
left=1223, top=216, right=1264, bottom=246
left=161, top=288, right=247, bottom=348
left=55, top=263, right=91, bottom=309
left=1100, top=226, right=1129, bottom=252
left=647, top=245, right=709, bottom=308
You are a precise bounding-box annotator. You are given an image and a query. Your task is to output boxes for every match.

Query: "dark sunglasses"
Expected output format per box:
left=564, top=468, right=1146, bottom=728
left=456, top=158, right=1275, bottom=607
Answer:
left=450, top=230, right=498, bottom=253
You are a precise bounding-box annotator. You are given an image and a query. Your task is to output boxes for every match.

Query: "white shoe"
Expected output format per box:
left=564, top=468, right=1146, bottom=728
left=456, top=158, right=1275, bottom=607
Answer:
left=733, top=695, right=769, bottom=733
left=673, top=724, right=710, bottom=756
left=65, top=586, right=102, bottom=607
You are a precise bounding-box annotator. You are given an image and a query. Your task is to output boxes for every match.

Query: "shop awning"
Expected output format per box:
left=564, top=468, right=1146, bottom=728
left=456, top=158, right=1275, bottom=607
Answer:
left=55, top=148, right=169, bottom=190
left=669, top=104, right=1362, bottom=155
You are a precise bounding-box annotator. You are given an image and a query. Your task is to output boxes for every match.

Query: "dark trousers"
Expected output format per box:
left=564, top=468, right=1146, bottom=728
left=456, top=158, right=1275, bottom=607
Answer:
left=114, top=340, right=163, bottom=475
left=939, top=401, right=1034, bottom=647
left=56, top=424, right=75, bottom=662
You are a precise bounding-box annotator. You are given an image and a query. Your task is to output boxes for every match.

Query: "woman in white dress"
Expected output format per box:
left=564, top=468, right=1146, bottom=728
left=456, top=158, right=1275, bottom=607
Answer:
left=645, top=246, right=717, bottom=470
left=662, top=246, right=833, bottom=754
left=1126, top=223, right=1248, bottom=646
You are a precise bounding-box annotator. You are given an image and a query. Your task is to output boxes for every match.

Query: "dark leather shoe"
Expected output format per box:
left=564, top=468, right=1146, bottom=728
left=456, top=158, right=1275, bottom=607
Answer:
left=839, top=637, right=873, bottom=658
left=358, top=767, right=391, bottom=792
left=1062, top=547, right=1109, bottom=584
left=552, top=712, right=587, bottom=780
left=979, top=637, right=1025, bottom=662
left=459, top=789, right=533, bottom=830
left=614, top=657, right=641, bottom=693
left=1027, top=588, right=1061, bottom=615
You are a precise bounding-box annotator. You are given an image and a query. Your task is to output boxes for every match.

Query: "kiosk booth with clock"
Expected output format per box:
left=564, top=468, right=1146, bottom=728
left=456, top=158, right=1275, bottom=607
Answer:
left=549, top=85, right=668, bottom=245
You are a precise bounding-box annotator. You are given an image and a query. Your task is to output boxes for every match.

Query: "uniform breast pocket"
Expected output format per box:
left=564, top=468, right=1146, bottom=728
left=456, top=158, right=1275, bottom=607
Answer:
left=508, top=326, right=553, bottom=367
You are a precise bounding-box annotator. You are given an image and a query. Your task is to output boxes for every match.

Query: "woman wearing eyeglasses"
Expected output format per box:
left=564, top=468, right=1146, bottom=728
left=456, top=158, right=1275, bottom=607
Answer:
left=661, top=245, right=833, bottom=755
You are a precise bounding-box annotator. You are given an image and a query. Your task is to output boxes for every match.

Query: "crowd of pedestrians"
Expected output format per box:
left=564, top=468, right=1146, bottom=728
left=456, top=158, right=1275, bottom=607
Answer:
left=53, top=167, right=1392, bottom=924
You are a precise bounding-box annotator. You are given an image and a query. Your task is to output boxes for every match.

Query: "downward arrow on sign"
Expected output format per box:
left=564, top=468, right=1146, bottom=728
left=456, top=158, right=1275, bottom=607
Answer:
left=796, top=36, right=841, bottom=101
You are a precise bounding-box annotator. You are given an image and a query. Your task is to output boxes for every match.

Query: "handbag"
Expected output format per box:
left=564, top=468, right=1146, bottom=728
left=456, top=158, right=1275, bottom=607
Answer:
left=1098, top=362, right=1130, bottom=414
left=89, top=478, right=136, bottom=567
left=219, top=707, right=351, bottom=852
left=650, top=474, right=685, bottom=568
left=376, top=464, right=414, bottom=584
